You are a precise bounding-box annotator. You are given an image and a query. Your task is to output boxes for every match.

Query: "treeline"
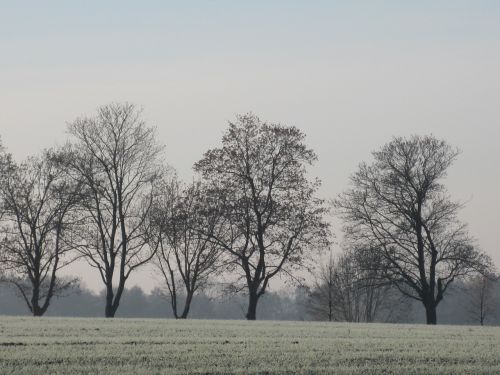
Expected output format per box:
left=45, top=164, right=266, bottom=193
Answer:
left=1, top=281, right=499, bottom=325
left=0, top=103, right=497, bottom=324
left=0, top=284, right=306, bottom=320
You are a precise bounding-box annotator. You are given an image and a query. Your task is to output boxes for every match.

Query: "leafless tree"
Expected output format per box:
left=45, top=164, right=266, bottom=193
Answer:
left=63, top=103, right=165, bottom=317
left=467, top=273, right=498, bottom=326
left=194, top=114, right=331, bottom=320
left=329, top=251, right=370, bottom=322
left=0, top=151, right=80, bottom=316
left=149, top=180, right=224, bottom=319
left=0, top=137, right=11, bottom=218
left=0, top=138, right=11, bottom=290
left=307, top=248, right=398, bottom=322
left=335, top=135, right=492, bottom=324
left=306, top=252, right=335, bottom=321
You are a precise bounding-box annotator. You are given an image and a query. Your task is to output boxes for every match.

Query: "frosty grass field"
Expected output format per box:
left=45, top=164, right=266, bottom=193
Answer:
left=1, top=317, right=499, bottom=374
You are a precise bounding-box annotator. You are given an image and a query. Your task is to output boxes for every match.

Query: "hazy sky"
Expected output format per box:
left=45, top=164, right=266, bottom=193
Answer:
left=1, top=1, right=499, bottom=292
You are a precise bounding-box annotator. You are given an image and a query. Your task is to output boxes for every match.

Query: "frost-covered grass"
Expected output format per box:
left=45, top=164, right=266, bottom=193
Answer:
left=0, top=316, right=499, bottom=374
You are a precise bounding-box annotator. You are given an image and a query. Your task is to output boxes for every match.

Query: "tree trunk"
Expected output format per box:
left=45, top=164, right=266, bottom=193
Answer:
left=425, top=303, right=437, bottom=325
left=180, top=292, right=194, bottom=319
left=32, top=305, right=44, bottom=317
left=169, top=290, right=179, bottom=319
left=246, top=290, right=259, bottom=320
left=328, top=299, right=333, bottom=322
left=31, top=283, right=44, bottom=317
left=105, top=285, right=116, bottom=318
left=105, top=303, right=115, bottom=317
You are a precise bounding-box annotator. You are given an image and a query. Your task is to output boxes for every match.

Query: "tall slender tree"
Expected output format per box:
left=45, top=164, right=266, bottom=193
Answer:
left=467, top=273, right=498, bottom=326
left=194, top=114, right=330, bottom=320
left=306, top=252, right=335, bottom=321
left=149, top=180, right=224, bottom=319
left=63, top=103, right=165, bottom=317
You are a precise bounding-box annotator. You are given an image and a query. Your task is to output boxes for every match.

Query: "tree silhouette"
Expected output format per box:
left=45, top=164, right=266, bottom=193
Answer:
left=62, top=103, right=166, bottom=317
left=335, top=135, right=491, bottom=324
left=195, top=114, right=330, bottom=320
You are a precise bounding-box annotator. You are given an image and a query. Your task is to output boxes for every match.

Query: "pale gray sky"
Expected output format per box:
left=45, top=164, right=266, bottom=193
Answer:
left=1, top=1, right=499, bottom=292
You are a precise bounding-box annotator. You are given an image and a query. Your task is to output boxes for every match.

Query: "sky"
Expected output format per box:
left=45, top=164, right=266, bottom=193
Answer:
left=1, top=1, right=499, bottom=292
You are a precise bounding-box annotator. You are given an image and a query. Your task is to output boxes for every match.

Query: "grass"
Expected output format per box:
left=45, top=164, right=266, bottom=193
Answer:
left=0, top=316, right=499, bottom=374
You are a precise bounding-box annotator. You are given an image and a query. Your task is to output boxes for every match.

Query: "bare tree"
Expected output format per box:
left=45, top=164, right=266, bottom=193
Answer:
left=0, top=136, right=9, bottom=176
left=307, top=248, right=398, bottom=322
left=306, top=252, right=335, bottom=321
left=335, top=135, right=491, bottom=324
left=63, top=103, right=165, bottom=317
left=0, top=138, right=12, bottom=290
left=467, top=274, right=498, bottom=326
left=328, top=251, right=368, bottom=322
left=0, top=151, right=80, bottom=316
left=149, top=180, right=224, bottom=319
left=194, top=114, right=331, bottom=320
left=0, top=137, right=11, bottom=219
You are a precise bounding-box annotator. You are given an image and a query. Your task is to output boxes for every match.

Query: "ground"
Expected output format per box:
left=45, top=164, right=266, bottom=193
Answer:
left=0, top=316, right=499, bottom=374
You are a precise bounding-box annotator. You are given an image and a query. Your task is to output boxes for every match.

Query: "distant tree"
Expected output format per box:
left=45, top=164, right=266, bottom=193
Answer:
left=326, top=251, right=368, bottom=322
left=115, top=286, right=149, bottom=317
left=0, top=151, right=80, bottom=316
left=194, top=114, right=331, bottom=320
left=467, top=274, right=498, bottom=326
left=149, top=180, right=224, bottom=319
left=307, top=249, right=398, bottom=322
left=335, top=135, right=491, bottom=324
left=307, top=252, right=335, bottom=321
left=63, top=103, right=165, bottom=317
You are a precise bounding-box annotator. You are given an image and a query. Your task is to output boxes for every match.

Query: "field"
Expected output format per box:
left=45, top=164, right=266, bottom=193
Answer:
left=1, top=317, right=499, bottom=374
